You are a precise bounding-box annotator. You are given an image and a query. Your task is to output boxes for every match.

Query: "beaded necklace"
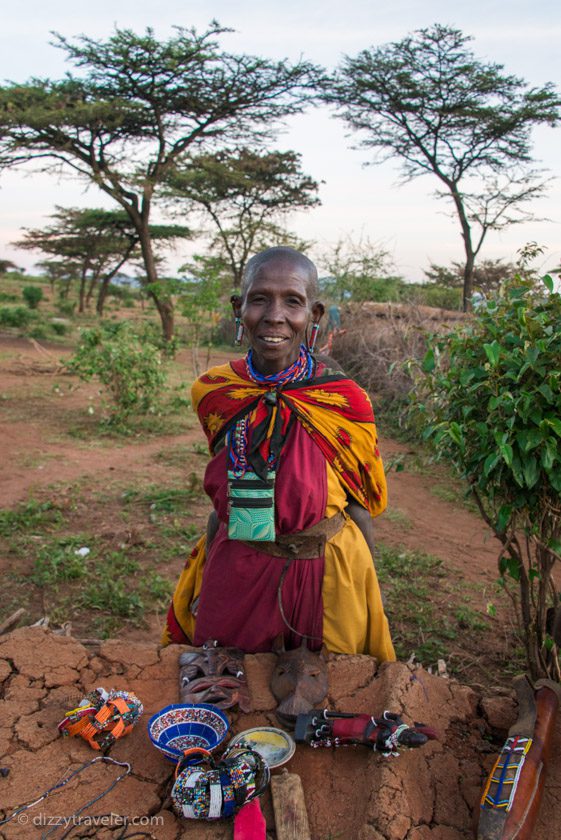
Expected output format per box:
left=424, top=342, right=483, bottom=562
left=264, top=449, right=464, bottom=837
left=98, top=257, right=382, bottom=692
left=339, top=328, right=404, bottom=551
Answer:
left=226, top=344, right=314, bottom=542
left=228, top=344, right=313, bottom=476
left=245, top=343, right=313, bottom=387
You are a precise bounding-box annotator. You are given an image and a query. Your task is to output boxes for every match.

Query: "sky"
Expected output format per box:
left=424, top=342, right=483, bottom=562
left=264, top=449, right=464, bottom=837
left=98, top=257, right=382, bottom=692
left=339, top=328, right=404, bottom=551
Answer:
left=1, top=0, right=560, bottom=281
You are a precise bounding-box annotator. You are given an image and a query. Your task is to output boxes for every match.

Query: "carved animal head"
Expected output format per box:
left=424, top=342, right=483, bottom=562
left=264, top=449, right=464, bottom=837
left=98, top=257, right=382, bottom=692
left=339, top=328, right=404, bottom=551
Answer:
left=270, top=637, right=328, bottom=725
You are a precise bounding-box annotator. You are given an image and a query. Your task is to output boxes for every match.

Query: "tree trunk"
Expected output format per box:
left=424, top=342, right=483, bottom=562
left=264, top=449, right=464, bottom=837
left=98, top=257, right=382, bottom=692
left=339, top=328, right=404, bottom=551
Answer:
left=449, top=183, right=475, bottom=312
left=96, top=245, right=136, bottom=317
left=462, top=252, right=475, bottom=312
left=138, top=219, right=175, bottom=341
left=96, top=281, right=110, bottom=317
left=97, top=187, right=174, bottom=340
left=154, top=296, right=175, bottom=343
left=85, top=273, right=99, bottom=308
left=78, top=269, right=88, bottom=314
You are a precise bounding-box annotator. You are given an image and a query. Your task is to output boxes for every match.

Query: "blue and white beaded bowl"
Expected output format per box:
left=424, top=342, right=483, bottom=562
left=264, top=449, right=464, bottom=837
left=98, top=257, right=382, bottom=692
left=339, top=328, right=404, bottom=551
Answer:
left=148, top=704, right=229, bottom=763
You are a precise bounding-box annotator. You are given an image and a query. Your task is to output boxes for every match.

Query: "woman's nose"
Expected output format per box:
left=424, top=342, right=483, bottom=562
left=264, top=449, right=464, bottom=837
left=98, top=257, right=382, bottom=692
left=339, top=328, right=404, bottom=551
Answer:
left=264, top=299, right=285, bottom=322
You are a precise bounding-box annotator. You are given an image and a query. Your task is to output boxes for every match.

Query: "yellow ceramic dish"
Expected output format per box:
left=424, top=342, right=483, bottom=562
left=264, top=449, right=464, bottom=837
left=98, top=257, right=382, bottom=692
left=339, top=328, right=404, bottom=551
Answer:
left=229, top=727, right=296, bottom=769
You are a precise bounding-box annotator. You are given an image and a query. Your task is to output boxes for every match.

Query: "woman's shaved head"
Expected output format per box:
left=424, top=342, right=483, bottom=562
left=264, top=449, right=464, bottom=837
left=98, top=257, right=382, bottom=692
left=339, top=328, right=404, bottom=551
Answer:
left=242, top=247, right=319, bottom=301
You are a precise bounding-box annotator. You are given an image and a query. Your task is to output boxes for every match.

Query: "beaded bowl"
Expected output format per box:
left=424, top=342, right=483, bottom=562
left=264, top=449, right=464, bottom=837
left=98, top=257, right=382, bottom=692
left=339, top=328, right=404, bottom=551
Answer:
left=148, top=704, right=229, bottom=763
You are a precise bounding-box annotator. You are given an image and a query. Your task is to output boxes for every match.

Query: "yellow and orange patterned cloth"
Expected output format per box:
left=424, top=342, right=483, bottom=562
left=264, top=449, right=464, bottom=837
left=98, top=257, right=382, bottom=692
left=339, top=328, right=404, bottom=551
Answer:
left=163, top=358, right=395, bottom=660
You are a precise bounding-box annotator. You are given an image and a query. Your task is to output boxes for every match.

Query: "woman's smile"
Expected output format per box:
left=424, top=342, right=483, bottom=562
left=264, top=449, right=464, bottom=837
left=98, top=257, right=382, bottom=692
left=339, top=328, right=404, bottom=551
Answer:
left=241, top=256, right=311, bottom=374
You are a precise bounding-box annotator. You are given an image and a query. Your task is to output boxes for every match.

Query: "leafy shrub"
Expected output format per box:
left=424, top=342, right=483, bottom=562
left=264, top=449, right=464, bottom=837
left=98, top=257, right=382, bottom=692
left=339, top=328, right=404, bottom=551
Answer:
left=411, top=274, right=561, bottom=680
left=57, top=300, right=76, bottom=317
left=22, top=285, right=43, bottom=309
left=108, top=282, right=140, bottom=301
left=28, top=324, right=48, bottom=340
left=67, top=323, right=167, bottom=422
left=0, top=292, right=18, bottom=302
left=50, top=321, right=68, bottom=336
left=0, top=306, right=34, bottom=328
left=404, top=284, right=462, bottom=310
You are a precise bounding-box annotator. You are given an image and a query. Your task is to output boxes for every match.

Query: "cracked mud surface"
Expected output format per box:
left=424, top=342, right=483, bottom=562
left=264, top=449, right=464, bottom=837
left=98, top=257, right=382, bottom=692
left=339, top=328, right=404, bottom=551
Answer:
left=1, top=628, right=559, bottom=839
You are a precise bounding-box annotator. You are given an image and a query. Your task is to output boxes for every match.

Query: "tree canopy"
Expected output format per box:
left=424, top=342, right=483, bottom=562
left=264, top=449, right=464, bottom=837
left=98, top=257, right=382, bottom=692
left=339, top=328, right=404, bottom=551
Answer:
left=324, top=23, right=560, bottom=308
left=0, top=24, right=321, bottom=337
left=318, top=235, right=394, bottom=302
left=164, top=148, right=320, bottom=287
left=14, top=207, right=189, bottom=315
left=424, top=258, right=518, bottom=296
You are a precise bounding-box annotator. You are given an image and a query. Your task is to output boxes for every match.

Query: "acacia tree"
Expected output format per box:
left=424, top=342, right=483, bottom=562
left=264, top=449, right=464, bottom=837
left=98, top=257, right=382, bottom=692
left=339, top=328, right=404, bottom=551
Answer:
left=0, top=24, right=320, bottom=338
left=324, top=24, right=559, bottom=309
left=424, top=259, right=518, bottom=296
left=319, top=234, right=394, bottom=302
left=164, top=148, right=320, bottom=287
left=14, top=207, right=189, bottom=314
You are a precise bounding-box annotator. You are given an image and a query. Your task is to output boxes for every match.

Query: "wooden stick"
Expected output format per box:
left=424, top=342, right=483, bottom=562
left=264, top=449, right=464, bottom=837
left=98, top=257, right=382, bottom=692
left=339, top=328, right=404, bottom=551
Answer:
left=0, top=608, right=25, bottom=635
left=271, top=769, right=311, bottom=840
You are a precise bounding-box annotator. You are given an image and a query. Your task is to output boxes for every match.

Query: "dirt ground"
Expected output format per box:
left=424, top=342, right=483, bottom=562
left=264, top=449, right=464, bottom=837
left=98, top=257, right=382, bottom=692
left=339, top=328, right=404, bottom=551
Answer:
left=0, top=334, right=512, bottom=682
left=1, top=334, right=560, bottom=839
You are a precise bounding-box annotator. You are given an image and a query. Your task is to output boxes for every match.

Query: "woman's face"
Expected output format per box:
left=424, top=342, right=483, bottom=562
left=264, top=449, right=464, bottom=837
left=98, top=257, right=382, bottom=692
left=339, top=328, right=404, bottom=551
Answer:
left=242, top=257, right=312, bottom=375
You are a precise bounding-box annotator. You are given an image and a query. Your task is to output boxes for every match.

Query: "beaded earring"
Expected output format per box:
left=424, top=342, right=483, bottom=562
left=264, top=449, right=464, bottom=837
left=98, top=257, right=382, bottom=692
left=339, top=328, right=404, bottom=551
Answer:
left=308, top=321, right=320, bottom=352
left=230, top=294, right=244, bottom=346
left=234, top=317, right=244, bottom=346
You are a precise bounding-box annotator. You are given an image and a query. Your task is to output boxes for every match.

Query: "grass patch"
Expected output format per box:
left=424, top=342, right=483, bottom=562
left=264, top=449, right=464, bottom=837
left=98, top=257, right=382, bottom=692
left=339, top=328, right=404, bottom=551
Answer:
left=81, top=576, right=144, bottom=619
left=66, top=409, right=193, bottom=441
left=0, top=481, right=192, bottom=638
left=376, top=543, right=489, bottom=668
left=32, top=536, right=93, bottom=585
left=153, top=443, right=194, bottom=467
left=384, top=508, right=412, bottom=529
left=0, top=499, right=64, bottom=537
left=430, top=483, right=478, bottom=513
left=122, top=475, right=204, bottom=513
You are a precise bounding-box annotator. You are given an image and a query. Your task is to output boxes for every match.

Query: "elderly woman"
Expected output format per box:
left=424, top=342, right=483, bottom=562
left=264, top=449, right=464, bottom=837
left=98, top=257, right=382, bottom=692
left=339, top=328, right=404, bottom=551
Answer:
left=163, top=247, right=395, bottom=661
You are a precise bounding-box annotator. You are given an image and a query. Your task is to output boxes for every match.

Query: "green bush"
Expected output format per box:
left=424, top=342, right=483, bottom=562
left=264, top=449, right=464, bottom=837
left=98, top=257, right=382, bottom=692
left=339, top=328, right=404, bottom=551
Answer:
left=412, top=274, right=561, bottom=680
left=0, top=306, right=33, bottom=328
left=28, top=325, right=48, bottom=340
left=67, top=323, right=168, bottom=422
left=108, top=282, right=140, bottom=301
left=50, top=321, right=68, bottom=336
left=404, top=284, right=462, bottom=310
left=0, top=292, right=18, bottom=303
left=22, top=285, right=43, bottom=309
left=57, top=300, right=76, bottom=317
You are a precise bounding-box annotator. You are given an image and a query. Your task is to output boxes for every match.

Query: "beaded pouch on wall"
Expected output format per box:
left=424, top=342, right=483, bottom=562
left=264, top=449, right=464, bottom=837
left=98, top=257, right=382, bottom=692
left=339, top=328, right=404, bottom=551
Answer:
left=227, top=470, right=276, bottom=541
left=171, top=745, right=270, bottom=819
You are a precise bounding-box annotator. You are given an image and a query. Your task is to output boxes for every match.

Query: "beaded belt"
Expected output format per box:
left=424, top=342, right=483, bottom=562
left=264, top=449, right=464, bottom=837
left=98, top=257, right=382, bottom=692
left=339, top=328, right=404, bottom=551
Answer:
left=241, top=511, right=346, bottom=559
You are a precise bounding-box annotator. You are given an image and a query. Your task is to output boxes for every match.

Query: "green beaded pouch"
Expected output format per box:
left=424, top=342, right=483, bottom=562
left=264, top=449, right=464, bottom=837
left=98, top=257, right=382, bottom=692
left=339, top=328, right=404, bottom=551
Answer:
left=227, top=470, right=276, bottom=542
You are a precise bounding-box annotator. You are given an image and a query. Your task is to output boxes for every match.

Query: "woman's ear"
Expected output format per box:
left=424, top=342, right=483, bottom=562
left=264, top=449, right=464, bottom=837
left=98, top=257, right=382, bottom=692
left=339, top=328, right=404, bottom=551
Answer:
left=311, top=301, right=325, bottom=324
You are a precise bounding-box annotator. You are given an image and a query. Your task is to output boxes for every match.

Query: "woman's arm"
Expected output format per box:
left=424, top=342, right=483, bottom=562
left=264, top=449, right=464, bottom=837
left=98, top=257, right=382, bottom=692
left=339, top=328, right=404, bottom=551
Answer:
left=346, top=495, right=376, bottom=562
left=206, top=509, right=220, bottom=549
